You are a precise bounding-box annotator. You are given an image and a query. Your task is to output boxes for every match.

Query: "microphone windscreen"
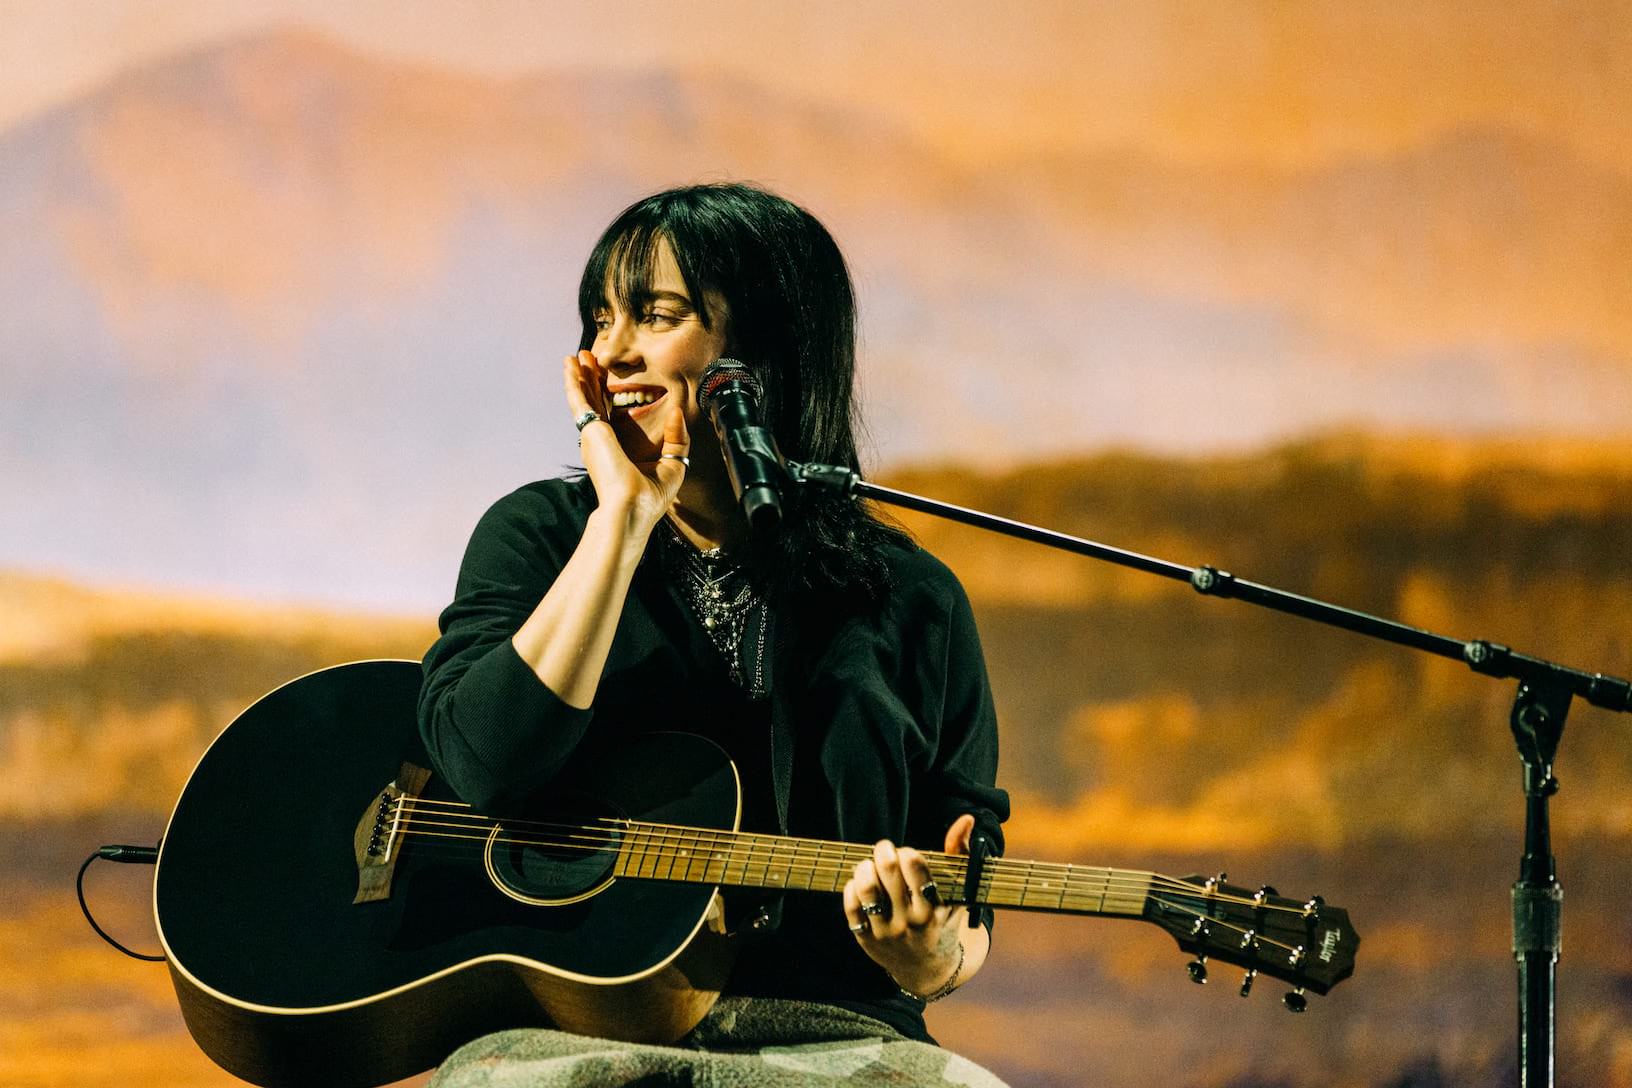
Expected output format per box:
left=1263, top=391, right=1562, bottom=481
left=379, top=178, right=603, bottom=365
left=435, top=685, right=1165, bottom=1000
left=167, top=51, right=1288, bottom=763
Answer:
left=698, top=358, right=761, bottom=411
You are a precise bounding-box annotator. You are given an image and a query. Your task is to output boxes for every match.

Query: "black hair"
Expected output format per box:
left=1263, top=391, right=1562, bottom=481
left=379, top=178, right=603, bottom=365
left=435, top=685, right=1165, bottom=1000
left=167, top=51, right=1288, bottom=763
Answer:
left=577, top=182, right=908, bottom=601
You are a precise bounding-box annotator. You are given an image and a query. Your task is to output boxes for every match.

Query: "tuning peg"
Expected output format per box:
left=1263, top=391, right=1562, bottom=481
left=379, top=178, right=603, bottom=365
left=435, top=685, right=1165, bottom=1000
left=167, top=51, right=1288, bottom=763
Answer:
left=1283, top=987, right=1308, bottom=1013
left=1186, top=955, right=1208, bottom=984
left=1239, top=968, right=1257, bottom=997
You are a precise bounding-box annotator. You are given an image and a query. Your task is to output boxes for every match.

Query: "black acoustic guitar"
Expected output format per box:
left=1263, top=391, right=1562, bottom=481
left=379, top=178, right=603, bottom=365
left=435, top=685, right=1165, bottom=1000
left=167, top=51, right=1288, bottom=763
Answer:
left=154, top=660, right=1359, bottom=1088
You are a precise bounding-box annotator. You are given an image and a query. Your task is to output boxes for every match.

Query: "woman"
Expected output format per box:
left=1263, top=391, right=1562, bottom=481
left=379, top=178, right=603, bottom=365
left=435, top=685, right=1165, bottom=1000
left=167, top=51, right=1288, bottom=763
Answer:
left=418, top=183, right=1010, bottom=1086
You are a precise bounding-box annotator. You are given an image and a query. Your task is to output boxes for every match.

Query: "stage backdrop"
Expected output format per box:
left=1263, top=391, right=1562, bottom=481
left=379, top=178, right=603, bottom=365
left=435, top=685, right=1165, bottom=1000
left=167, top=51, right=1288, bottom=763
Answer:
left=2, top=4, right=1628, bottom=1087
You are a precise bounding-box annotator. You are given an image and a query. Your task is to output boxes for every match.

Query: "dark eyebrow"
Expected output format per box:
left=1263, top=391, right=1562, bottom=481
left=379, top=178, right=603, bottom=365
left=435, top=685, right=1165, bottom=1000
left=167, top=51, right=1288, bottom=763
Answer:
left=596, top=289, right=693, bottom=314
left=644, top=290, right=694, bottom=309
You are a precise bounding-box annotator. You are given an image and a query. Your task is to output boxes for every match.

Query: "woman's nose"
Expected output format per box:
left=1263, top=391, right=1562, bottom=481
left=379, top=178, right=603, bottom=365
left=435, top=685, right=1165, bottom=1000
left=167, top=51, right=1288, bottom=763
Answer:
left=596, top=315, right=639, bottom=367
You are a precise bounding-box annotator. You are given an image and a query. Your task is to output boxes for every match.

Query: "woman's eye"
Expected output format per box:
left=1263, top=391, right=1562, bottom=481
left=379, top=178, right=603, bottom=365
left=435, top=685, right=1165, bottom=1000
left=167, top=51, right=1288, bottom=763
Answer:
left=642, top=310, right=681, bottom=326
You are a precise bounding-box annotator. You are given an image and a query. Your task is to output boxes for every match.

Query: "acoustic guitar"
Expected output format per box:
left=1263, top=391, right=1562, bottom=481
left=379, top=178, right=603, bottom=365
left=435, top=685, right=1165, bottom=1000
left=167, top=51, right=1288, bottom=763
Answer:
left=154, top=660, right=1358, bottom=1088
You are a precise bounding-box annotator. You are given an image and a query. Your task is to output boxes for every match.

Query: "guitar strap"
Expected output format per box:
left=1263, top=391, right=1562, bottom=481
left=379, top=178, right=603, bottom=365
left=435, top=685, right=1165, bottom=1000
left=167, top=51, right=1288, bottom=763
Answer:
left=765, top=606, right=792, bottom=838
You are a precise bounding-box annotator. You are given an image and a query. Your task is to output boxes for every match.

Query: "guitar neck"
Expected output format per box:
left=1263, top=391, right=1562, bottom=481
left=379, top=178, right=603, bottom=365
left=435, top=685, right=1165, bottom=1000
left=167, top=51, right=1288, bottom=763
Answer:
left=613, top=822, right=1153, bottom=919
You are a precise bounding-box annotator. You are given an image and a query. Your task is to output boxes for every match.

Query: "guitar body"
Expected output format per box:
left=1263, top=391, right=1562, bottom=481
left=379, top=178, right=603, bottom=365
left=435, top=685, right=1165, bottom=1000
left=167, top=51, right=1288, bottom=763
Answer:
left=157, top=661, right=1362, bottom=1088
left=155, top=660, right=740, bottom=1088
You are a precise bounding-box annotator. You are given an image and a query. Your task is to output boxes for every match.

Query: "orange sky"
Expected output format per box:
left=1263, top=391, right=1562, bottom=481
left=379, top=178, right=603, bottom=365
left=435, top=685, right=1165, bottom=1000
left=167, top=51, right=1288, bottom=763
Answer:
left=4, top=0, right=1629, bottom=171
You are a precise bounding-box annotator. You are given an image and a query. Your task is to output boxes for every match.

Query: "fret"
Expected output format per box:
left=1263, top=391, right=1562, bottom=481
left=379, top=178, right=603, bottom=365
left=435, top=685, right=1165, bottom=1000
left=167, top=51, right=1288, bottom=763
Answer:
left=783, top=841, right=816, bottom=887
left=714, top=833, right=746, bottom=886
left=822, top=843, right=850, bottom=892
left=613, top=827, right=633, bottom=878
left=681, top=845, right=709, bottom=884
left=720, top=833, right=744, bottom=886
left=625, top=825, right=652, bottom=880
left=760, top=841, right=793, bottom=887
left=1103, top=869, right=1153, bottom=916
left=763, top=835, right=787, bottom=887
left=927, top=857, right=965, bottom=903
left=1020, top=859, right=1050, bottom=909
left=661, top=834, right=683, bottom=882
left=702, top=840, right=731, bottom=884
left=756, top=836, right=783, bottom=888
left=612, top=826, right=1153, bottom=920
left=641, top=828, right=666, bottom=880
left=718, top=832, right=762, bottom=888
left=618, top=825, right=638, bottom=879
left=746, top=833, right=776, bottom=888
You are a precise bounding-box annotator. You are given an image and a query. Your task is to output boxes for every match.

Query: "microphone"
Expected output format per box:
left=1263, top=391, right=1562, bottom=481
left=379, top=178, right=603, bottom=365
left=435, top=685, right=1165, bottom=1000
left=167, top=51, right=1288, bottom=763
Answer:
left=697, top=359, right=786, bottom=532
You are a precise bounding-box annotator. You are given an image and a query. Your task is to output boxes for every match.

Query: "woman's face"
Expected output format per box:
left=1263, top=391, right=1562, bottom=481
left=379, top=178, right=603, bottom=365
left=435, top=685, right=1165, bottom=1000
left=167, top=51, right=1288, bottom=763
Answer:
left=589, top=237, right=729, bottom=463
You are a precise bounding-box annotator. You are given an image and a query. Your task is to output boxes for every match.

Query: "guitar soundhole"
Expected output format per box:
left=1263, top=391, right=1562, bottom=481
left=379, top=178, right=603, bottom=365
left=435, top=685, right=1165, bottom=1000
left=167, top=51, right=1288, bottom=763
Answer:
left=484, top=797, right=624, bottom=906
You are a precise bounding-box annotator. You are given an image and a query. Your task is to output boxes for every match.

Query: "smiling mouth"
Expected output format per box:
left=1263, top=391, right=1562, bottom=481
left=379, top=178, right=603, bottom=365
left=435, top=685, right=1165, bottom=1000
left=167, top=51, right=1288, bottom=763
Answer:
left=608, top=387, right=667, bottom=416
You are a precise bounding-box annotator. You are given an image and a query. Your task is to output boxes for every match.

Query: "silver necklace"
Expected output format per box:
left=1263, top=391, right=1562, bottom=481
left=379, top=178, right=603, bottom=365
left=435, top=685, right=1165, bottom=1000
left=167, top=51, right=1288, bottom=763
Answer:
left=661, top=522, right=762, bottom=688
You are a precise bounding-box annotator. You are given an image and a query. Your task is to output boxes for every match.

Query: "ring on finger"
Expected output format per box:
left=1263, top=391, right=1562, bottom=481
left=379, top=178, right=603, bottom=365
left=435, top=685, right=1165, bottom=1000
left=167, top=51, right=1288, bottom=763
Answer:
left=848, top=921, right=867, bottom=934
left=660, top=453, right=690, bottom=466
left=918, top=881, right=940, bottom=903
left=574, top=410, right=602, bottom=432
left=860, top=901, right=887, bottom=917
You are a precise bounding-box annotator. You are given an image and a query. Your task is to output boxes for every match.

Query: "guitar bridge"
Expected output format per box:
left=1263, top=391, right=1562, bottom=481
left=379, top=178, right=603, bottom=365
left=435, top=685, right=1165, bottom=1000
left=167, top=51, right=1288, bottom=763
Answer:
left=351, top=762, right=431, bottom=904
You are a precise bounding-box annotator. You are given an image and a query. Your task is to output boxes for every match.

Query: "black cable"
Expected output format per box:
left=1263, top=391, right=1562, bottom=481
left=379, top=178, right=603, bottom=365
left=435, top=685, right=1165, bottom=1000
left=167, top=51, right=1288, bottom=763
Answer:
left=77, top=845, right=165, bottom=962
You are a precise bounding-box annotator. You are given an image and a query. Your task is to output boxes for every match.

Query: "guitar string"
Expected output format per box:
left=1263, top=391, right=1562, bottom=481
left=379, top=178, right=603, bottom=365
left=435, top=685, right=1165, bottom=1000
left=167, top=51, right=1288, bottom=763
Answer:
left=384, top=811, right=1315, bottom=919
left=388, top=804, right=1307, bottom=912
left=387, top=822, right=1176, bottom=910
left=387, top=823, right=1254, bottom=918
left=388, top=819, right=1160, bottom=898
left=379, top=826, right=1311, bottom=963
left=389, top=808, right=1203, bottom=900
left=391, top=796, right=1270, bottom=901
left=386, top=801, right=1308, bottom=913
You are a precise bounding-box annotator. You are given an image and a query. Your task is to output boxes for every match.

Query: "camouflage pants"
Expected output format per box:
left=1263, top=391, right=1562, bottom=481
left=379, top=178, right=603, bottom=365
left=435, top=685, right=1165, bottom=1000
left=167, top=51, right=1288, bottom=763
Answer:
left=426, top=996, right=1010, bottom=1087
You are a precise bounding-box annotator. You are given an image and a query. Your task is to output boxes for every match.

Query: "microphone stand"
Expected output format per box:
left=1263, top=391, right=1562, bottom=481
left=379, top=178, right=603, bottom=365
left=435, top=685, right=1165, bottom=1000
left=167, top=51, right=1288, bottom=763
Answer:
left=790, top=461, right=1632, bottom=1088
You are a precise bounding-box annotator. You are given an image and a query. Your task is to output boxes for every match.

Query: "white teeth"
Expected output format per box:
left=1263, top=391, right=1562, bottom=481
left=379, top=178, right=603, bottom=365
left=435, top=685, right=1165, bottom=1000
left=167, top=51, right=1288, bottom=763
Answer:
left=611, top=390, right=659, bottom=407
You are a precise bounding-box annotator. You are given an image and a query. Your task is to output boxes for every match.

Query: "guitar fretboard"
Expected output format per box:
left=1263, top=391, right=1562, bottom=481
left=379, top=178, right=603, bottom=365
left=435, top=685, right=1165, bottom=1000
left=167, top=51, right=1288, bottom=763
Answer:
left=612, top=823, right=1152, bottom=918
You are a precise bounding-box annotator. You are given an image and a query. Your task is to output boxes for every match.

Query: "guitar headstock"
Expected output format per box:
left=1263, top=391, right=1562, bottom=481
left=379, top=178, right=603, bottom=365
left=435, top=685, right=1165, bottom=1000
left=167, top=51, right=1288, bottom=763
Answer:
left=1143, top=873, right=1359, bottom=1009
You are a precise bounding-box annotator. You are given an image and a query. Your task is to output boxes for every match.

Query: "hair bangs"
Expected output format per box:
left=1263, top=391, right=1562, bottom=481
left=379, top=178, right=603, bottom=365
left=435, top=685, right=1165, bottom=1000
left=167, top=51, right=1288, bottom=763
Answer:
left=577, top=208, right=720, bottom=351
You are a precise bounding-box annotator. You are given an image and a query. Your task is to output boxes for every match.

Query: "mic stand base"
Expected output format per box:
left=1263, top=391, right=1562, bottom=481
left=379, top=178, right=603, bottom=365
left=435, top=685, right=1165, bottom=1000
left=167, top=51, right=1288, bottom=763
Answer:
left=1511, top=681, right=1569, bottom=1088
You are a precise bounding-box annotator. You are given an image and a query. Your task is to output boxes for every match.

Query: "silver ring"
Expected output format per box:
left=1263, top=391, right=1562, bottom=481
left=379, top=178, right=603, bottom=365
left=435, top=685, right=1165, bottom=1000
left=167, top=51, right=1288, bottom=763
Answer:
left=860, top=901, right=886, bottom=916
left=848, top=921, right=867, bottom=934
left=660, top=453, right=690, bottom=466
left=574, top=410, right=602, bottom=432
left=918, top=881, right=939, bottom=903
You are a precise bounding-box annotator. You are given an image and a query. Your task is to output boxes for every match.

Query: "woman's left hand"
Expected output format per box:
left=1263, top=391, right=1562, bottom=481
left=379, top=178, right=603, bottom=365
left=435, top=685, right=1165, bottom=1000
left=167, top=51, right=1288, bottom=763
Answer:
left=842, top=813, right=976, bottom=997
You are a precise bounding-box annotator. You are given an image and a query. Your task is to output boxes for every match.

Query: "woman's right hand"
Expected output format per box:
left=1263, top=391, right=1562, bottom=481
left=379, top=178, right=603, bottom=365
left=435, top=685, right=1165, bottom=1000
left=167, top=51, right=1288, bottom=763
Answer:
left=563, top=350, right=690, bottom=539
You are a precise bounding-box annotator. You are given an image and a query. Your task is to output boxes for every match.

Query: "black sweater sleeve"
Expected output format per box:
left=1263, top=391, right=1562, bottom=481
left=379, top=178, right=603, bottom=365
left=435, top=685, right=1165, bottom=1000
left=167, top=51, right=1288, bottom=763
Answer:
left=922, top=570, right=1009, bottom=859
left=895, top=555, right=1009, bottom=932
left=417, top=481, right=596, bottom=811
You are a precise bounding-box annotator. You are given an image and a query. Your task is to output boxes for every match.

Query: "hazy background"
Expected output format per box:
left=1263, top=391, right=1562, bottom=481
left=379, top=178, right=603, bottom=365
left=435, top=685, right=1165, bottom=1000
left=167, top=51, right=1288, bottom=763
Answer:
left=2, top=3, right=1629, bottom=1086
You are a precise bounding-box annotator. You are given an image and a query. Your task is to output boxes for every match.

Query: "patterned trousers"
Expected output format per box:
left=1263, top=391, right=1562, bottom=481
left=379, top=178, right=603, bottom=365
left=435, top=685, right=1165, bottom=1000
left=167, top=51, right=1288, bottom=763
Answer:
left=426, top=996, right=1011, bottom=1088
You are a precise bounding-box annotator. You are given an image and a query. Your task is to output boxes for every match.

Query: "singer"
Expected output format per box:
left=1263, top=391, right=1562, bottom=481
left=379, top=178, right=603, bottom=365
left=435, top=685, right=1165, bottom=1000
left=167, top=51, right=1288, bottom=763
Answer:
left=418, top=183, right=1010, bottom=1086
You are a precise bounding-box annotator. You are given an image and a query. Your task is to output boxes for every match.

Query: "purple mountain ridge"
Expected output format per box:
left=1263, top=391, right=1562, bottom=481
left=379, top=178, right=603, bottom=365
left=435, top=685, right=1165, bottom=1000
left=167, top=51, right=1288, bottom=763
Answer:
left=2, top=26, right=1627, bottom=609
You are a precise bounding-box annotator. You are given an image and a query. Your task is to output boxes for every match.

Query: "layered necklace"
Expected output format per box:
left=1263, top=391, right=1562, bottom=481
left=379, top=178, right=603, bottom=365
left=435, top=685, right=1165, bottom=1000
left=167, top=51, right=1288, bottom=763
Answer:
left=660, top=521, right=767, bottom=692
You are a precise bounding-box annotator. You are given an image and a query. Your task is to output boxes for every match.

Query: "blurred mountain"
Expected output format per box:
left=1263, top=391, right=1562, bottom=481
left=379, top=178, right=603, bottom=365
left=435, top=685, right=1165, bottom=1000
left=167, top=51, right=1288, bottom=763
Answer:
left=0, top=573, right=432, bottom=820
left=1007, top=127, right=1632, bottom=360
left=2, top=27, right=1630, bottom=609
left=5, top=434, right=1632, bottom=1088
left=893, top=431, right=1632, bottom=852
left=4, top=433, right=1627, bottom=852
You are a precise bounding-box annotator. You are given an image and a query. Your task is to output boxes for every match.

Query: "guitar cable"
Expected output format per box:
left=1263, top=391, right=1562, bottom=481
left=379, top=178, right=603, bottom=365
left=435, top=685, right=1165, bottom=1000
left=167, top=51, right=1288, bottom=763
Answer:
left=77, top=844, right=165, bottom=962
